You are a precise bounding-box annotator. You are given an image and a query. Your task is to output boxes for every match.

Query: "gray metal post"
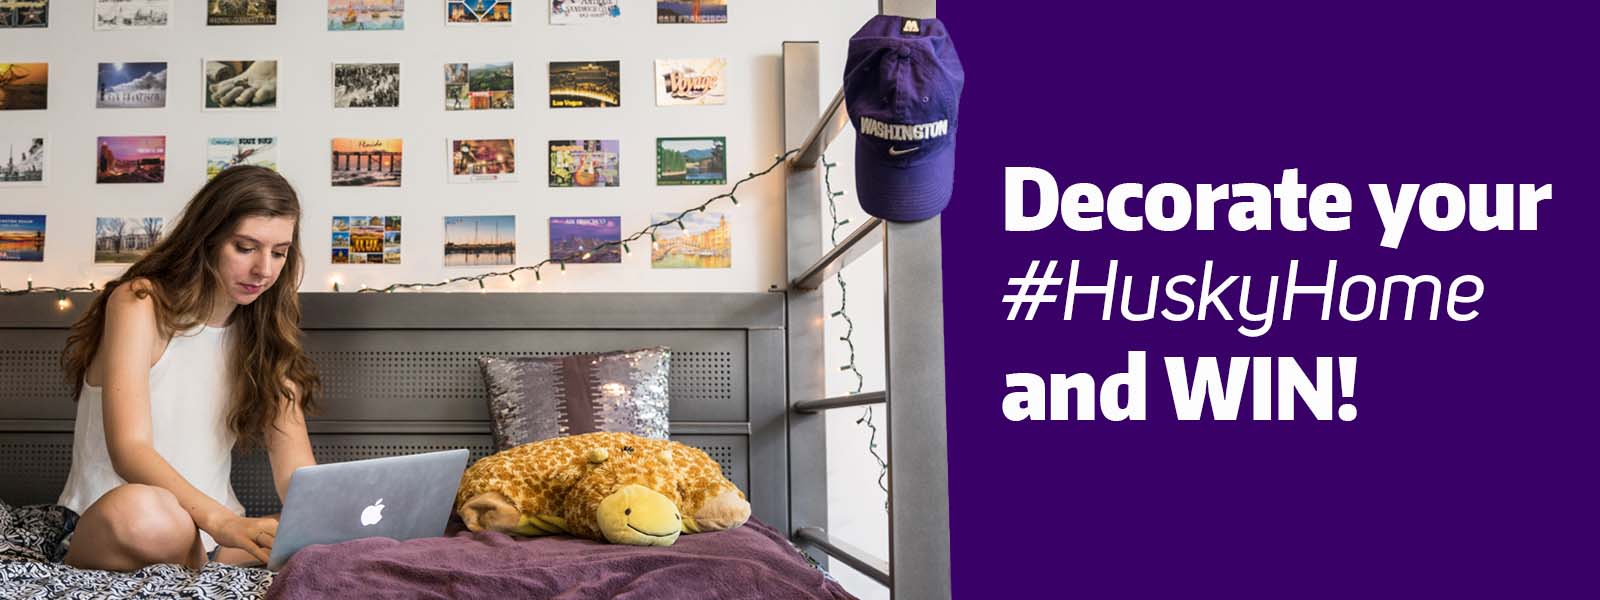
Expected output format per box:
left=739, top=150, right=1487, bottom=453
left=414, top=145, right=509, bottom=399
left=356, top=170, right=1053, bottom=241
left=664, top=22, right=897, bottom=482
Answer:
left=880, top=0, right=934, bottom=19
left=782, top=41, right=830, bottom=567
left=879, top=2, right=952, bottom=598
left=883, top=218, right=951, bottom=599
left=748, top=328, right=792, bottom=537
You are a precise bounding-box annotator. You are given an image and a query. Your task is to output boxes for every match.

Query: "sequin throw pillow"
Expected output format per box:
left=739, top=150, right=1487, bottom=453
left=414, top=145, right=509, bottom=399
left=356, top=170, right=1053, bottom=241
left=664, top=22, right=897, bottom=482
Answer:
left=478, top=348, right=671, bottom=451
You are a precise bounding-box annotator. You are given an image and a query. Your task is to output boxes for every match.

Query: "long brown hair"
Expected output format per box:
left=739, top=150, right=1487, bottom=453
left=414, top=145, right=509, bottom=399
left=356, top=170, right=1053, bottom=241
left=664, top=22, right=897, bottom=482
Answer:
left=62, top=165, right=320, bottom=449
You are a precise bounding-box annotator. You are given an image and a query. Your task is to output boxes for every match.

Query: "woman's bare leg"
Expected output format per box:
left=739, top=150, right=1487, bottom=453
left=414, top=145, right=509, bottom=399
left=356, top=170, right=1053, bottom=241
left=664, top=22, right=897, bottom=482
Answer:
left=64, top=484, right=206, bottom=571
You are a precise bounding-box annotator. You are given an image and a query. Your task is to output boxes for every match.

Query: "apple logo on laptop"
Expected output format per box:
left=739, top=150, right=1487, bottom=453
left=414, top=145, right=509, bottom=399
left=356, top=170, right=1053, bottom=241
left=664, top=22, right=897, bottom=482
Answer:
left=361, top=499, right=385, bottom=527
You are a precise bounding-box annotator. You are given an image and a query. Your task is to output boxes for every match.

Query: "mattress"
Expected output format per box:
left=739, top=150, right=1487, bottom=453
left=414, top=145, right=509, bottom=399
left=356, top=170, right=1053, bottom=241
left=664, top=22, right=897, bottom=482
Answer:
left=1, top=500, right=856, bottom=600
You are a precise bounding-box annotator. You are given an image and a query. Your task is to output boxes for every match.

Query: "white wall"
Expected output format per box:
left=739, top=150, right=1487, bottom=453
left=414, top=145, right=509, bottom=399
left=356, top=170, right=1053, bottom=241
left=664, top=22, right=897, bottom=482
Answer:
left=0, top=0, right=860, bottom=294
left=2, top=2, right=893, bottom=597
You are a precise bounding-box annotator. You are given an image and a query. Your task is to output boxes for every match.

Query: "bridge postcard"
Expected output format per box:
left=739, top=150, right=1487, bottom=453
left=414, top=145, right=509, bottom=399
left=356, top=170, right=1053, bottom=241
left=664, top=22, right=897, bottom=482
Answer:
left=651, top=211, right=730, bottom=269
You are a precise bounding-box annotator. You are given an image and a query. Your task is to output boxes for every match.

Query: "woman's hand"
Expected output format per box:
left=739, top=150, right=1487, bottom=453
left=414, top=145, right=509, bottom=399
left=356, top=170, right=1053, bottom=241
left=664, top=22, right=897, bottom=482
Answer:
left=205, top=515, right=279, bottom=564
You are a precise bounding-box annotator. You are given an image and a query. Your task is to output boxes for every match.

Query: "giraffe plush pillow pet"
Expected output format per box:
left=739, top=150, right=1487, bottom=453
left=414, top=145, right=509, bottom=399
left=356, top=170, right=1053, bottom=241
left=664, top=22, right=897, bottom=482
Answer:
left=455, top=431, right=750, bottom=546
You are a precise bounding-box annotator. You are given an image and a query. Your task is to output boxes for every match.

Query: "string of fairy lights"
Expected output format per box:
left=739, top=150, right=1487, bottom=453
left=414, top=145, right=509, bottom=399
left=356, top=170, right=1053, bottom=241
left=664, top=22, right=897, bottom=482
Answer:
left=1, top=147, right=892, bottom=505
left=823, top=153, right=890, bottom=504
left=335, top=148, right=800, bottom=294
left=0, top=278, right=96, bottom=311
left=0, top=150, right=798, bottom=305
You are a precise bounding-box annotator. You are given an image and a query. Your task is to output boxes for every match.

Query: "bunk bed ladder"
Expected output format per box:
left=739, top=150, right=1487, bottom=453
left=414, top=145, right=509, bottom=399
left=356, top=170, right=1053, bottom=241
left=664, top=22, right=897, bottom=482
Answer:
left=784, top=2, right=951, bottom=598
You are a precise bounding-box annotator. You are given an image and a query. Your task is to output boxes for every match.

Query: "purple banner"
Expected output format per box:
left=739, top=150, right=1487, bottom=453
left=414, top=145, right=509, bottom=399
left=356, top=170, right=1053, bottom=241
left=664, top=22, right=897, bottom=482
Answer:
left=939, top=2, right=1595, bottom=597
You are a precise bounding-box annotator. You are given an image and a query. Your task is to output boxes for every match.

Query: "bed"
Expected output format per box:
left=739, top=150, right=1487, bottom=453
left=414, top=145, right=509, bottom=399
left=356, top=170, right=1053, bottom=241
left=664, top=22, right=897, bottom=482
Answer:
left=0, top=13, right=953, bottom=597
left=0, top=291, right=853, bottom=599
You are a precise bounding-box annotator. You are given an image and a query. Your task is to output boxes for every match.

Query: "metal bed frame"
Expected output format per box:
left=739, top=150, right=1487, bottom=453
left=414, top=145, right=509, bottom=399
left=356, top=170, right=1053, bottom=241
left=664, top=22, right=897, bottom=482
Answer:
left=0, top=1, right=949, bottom=596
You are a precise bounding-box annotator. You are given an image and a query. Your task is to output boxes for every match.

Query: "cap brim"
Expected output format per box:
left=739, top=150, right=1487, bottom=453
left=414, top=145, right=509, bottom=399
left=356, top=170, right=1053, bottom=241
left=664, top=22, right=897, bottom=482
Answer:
left=853, top=137, right=955, bottom=223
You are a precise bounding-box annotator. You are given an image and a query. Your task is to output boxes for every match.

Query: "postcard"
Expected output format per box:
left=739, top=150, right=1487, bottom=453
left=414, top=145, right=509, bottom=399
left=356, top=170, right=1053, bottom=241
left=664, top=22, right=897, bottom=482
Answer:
left=444, top=61, right=513, bottom=110
left=548, top=139, right=618, bottom=187
left=0, top=1, right=48, bottom=28
left=0, top=63, right=47, bottom=110
left=204, top=60, right=278, bottom=109
left=549, top=216, right=620, bottom=264
left=208, top=0, right=275, bottom=26
left=548, top=60, right=619, bottom=108
left=651, top=211, right=729, bottom=268
left=96, top=0, right=168, bottom=30
left=0, top=135, right=45, bottom=185
left=444, top=215, right=515, bottom=266
left=0, top=214, right=44, bottom=262
left=94, top=217, right=164, bottom=264
left=656, top=0, right=724, bottom=24
left=655, top=136, right=725, bottom=185
left=331, top=138, right=403, bottom=187
left=332, top=215, right=401, bottom=264
left=550, top=0, right=616, bottom=24
left=97, top=62, right=167, bottom=108
left=447, top=0, right=510, bottom=24
left=335, top=62, right=399, bottom=108
left=207, top=137, right=277, bottom=180
left=655, top=58, right=726, bottom=106
left=329, top=0, right=403, bottom=31
left=448, top=138, right=516, bottom=183
left=97, top=135, right=165, bottom=184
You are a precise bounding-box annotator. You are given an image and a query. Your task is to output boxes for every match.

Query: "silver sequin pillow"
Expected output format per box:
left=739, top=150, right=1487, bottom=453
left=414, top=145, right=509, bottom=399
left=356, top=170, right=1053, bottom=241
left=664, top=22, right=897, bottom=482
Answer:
left=478, top=348, right=671, bottom=451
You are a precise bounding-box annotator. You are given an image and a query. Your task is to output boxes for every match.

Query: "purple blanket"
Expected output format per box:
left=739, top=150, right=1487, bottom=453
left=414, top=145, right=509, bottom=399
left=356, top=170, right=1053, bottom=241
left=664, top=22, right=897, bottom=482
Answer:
left=266, top=518, right=857, bottom=600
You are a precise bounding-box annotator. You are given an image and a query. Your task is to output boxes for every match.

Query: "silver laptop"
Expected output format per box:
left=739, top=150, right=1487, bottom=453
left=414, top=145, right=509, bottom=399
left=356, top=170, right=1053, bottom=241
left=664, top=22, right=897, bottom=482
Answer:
left=265, top=449, right=470, bottom=571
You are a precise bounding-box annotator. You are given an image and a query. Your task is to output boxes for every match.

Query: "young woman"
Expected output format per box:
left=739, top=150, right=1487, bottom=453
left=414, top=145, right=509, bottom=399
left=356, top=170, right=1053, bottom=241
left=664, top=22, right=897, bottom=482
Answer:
left=57, top=165, right=320, bottom=570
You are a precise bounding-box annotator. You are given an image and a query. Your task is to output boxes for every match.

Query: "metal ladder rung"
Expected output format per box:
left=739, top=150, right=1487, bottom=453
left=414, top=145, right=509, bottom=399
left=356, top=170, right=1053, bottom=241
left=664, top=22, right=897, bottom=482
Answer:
left=791, top=217, right=884, bottom=291
left=791, top=88, right=850, bottom=170
left=792, top=391, right=886, bottom=414
left=794, top=526, right=891, bottom=587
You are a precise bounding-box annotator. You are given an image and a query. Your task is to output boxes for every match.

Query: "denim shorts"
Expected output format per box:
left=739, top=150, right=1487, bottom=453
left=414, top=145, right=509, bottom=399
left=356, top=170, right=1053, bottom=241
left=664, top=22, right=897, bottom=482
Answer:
left=58, top=507, right=221, bottom=563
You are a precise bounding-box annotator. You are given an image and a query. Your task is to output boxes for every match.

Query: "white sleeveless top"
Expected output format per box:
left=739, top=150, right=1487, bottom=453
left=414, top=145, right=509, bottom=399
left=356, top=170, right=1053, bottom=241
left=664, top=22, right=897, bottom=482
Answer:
left=58, top=323, right=244, bottom=552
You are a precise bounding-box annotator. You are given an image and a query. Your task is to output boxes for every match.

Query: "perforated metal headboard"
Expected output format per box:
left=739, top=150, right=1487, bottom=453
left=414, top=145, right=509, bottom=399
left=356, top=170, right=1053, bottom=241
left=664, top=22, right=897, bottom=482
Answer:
left=0, top=292, right=789, bottom=532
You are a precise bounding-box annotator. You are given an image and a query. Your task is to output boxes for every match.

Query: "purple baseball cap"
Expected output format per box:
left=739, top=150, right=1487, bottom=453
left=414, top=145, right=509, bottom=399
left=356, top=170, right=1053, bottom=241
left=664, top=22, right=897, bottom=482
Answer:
left=844, top=15, right=964, bottom=222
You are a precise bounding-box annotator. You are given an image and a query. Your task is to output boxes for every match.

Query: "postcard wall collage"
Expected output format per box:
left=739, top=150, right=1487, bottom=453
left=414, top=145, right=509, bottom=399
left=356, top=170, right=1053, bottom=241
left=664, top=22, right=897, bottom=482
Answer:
left=0, top=0, right=736, bottom=274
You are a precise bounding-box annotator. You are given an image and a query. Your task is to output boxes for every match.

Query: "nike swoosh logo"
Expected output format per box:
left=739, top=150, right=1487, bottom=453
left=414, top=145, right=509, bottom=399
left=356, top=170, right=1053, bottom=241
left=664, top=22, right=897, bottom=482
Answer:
left=888, top=146, right=920, bottom=156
